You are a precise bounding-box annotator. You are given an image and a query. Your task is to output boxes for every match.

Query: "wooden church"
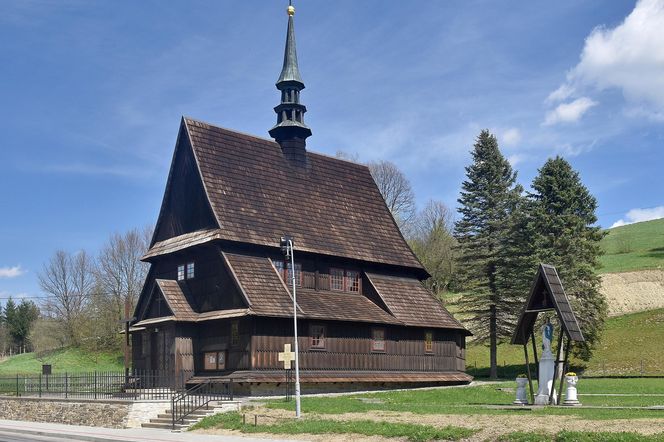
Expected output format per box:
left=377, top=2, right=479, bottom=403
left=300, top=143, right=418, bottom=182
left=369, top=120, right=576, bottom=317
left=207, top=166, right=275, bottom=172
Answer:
left=130, top=5, right=471, bottom=390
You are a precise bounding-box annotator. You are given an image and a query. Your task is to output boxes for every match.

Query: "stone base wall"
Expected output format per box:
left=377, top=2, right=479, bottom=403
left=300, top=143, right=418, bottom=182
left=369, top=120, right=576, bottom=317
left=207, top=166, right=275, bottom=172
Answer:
left=125, top=401, right=170, bottom=428
left=0, top=397, right=132, bottom=428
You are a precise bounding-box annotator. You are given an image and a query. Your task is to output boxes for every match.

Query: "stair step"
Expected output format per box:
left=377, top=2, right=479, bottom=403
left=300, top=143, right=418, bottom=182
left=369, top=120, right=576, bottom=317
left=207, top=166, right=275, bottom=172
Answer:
left=149, top=417, right=198, bottom=424
left=141, top=422, right=187, bottom=430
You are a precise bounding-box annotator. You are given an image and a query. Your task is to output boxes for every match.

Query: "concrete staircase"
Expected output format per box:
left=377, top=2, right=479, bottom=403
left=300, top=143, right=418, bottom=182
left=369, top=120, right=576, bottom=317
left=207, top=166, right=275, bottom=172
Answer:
left=141, top=401, right=238, bottom=431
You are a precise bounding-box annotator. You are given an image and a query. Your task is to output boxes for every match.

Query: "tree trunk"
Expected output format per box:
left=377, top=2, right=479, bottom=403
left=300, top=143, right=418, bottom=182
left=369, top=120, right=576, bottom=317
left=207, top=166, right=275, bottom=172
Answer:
left=489, top=304, right=498, bottom=379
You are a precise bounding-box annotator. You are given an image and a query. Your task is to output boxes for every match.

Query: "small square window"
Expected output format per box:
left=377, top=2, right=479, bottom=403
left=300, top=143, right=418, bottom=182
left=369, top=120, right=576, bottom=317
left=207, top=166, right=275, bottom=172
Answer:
left=330, top=268, right=344, bottom=291
left=346, top=270, right=360, bottom=292
left=310, top=324, right=326, bottom=349
left=372, top=328, right=385, bottom=352
left=186, top=262, right=195, bottom=279
left=177, top=265, right=185, bottom=281
left=230, top=320, right=240, bottom=347
left=424, top=331, right=434, bottom=353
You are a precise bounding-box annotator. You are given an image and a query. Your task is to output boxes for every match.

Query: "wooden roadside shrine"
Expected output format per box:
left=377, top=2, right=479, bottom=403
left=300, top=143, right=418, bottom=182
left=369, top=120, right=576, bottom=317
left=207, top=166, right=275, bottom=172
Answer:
left=512, top=264, right=585, bottom=405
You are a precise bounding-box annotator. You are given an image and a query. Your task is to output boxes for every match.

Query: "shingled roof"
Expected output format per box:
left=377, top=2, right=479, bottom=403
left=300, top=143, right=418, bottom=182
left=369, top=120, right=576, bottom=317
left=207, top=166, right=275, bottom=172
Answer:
left=146, top=118, right=424, bottom=271
left=512, top=264, right=585, bottom=345
left=366, top=273, right=468, bottom=332
left=222, top=252, right=462, bottom=329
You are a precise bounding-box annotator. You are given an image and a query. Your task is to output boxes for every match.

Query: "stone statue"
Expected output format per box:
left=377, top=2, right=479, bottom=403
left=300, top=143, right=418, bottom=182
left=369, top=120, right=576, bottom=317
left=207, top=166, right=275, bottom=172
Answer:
left=534, top=319, right=557, bottom=405
left=541, top=320, right=554, bottom=357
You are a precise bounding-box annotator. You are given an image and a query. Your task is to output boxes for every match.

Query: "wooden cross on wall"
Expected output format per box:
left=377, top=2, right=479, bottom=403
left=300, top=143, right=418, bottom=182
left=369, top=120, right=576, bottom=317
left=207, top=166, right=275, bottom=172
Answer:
left=278, top=343, right=296, bottom=369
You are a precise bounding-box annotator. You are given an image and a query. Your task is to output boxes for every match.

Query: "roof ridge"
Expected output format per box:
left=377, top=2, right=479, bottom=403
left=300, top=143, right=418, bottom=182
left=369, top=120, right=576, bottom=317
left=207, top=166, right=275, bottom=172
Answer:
left=184, top=116, right=368, bottom=170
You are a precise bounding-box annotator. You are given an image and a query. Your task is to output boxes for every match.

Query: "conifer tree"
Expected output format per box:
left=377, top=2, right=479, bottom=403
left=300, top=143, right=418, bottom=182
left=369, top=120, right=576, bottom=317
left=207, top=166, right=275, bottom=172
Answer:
left=527, top=156, right=607, bottom=360
left=455, top=130, right=522, bottom=379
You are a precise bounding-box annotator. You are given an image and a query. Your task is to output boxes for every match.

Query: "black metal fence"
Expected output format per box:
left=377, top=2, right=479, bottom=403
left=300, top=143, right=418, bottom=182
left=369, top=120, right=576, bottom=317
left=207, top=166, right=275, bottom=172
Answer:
left=0, top=370, right=192, bottom=400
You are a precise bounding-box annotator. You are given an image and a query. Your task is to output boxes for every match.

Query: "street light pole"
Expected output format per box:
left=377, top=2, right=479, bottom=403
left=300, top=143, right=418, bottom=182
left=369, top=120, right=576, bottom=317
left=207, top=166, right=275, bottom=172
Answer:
left=281, top=236, right=301, bottom=418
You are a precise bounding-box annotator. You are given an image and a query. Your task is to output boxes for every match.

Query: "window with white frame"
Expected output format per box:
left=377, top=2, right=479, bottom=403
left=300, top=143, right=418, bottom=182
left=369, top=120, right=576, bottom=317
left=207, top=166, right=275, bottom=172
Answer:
left=177, top=265, right=185, bottom=281
left=186, top=262, right=195, bottom=279
left=330, top=268, right=344, bottom=291
left=371, top=327, right=385, bottom=352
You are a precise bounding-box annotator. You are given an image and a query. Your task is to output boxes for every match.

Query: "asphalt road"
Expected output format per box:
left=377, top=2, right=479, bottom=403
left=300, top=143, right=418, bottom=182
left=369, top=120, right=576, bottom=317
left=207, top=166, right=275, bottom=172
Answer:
left=0, top=421, right=298, bottom=442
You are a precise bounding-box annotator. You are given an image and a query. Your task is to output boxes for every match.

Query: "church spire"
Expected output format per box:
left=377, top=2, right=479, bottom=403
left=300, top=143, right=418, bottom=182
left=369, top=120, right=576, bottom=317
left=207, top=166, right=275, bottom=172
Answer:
left=269, top=2, right=312, bottom=166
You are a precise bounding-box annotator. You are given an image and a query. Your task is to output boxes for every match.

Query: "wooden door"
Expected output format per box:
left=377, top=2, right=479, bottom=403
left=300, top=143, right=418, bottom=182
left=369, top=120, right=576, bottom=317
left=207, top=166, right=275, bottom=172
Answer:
left=175, top=337, right=194, bottom=385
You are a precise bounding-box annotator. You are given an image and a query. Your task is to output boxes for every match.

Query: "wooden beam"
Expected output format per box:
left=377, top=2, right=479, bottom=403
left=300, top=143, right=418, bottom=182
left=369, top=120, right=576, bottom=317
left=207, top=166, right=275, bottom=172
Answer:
left=523, top=342, right=534, bottom=404
left=549, top=322, right=565, bottom=405
left=558, top=334, right=571, bottom=405
left=530, top=329, right=539, bottom=379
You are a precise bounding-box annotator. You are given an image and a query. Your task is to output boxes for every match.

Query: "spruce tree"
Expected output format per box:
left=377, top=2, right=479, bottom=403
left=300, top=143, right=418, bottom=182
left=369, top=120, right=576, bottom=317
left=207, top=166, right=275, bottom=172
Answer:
left=455, top=130, right=522, bottom=379
left=527, top=156, right=607, bottom=360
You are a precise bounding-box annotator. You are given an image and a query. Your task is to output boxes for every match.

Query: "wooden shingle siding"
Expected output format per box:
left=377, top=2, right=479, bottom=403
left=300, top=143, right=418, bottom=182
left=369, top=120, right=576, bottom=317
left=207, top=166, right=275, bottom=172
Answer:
left=171, top=118, right=424, bottom=270
left=366, top=273, right=467, bottom=330
left=512, top=263, right=585, bottom=344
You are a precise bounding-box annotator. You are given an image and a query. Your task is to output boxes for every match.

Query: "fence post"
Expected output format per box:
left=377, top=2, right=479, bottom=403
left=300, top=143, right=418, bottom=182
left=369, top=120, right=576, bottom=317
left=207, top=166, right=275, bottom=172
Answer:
left=65, top=372, right=68, bottom=399
left=94, top=371, right=97, bottom=400
left=230, top=379, right=234, bottom=401
left=39, top=374, right=42, bottom=398
left=16, top=374, right=19, bottom=397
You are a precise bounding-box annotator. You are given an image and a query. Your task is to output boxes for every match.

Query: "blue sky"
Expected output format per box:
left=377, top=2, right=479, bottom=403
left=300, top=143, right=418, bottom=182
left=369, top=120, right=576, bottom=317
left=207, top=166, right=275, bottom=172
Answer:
left=1, top=0, right=663, bottom=302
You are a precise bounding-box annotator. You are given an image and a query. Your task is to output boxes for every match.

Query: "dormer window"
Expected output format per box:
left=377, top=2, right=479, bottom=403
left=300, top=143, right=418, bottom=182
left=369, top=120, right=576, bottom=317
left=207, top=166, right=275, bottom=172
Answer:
left=177, top=262, right=194, bottom=281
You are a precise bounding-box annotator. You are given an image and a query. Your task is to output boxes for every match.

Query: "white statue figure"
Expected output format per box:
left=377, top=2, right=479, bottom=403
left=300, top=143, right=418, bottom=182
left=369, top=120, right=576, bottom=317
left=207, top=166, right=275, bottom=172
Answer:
left=534, top=319, right=557, bottom=405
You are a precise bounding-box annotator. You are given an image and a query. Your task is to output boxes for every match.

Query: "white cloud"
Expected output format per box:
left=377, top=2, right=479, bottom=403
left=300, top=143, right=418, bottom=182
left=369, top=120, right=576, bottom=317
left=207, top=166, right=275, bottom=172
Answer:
left=0, top=265, right=25, bottom=279
left=507, top=154, right=527, bottom=167
left=544, top=97, right=597, bottom=126
left=546, top=84, right=575, bottom=103
left=550, top=0, right=664, bottom=118
left=501, top=128, right=522, bottom=147
left=611, top=206, right=664, bottom=228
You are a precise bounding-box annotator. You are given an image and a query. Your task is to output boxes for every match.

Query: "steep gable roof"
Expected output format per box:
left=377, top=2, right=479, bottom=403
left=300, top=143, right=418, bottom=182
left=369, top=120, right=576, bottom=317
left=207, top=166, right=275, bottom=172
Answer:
left=512, top=264, right=585, bottom=345
left=145, top=117, right=424, bottom=271
left=366, top=273, right=468, bottom=331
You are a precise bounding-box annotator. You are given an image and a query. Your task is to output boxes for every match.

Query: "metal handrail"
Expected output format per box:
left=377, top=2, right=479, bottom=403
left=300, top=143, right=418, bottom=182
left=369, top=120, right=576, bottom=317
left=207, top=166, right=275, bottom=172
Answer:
left=171, top=379, right=232, bottom=429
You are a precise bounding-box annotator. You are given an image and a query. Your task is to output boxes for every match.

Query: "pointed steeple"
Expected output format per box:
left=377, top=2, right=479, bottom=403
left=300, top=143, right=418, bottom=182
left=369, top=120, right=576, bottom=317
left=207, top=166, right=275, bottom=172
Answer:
left=269, top=3, right=312, bottom=166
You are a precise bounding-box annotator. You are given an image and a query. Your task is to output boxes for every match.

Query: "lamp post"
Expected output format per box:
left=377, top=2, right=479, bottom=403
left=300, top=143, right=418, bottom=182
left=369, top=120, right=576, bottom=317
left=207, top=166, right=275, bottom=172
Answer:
left=280, top=235, right=301, bottom=418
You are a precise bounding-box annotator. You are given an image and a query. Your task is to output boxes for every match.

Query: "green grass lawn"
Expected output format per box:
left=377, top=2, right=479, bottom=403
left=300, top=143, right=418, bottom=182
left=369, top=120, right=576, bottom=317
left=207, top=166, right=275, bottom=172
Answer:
left=265, top=378, right=664, bottom=419
left=499, top=431, right=664, bottom=442
left=191, top=411, right=476, bottom=442
left=599, top=218, right=664, bottom=274
left=465, top=309, right=664, bottom=378
left=0, top=347, right=124, bottom=375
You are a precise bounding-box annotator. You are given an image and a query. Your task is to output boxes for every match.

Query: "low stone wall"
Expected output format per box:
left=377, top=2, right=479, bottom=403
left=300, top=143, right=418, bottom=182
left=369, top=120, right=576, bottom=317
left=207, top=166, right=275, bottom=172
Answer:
left=0, top=397, right=132, bottom=428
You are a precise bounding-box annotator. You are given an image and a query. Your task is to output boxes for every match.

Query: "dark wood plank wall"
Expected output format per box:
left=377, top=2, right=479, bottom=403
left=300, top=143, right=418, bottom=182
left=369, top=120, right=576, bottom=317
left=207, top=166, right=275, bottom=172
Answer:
left=152, top=129, right=217, bottom=244
left=148, top=246, right=244, bottom=313
left=196, top=319, right=251, bottom=372
left=252, top=318, right=465, bottom=372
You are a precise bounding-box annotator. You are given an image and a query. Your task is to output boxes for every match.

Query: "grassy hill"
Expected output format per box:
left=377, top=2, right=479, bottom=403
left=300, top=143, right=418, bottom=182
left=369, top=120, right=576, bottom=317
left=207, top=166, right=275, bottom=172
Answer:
left=465, top=308, right=664, bottom=378
left=599, top=218, right=664, bottom=273
left=0, top=347, right=124, bottom=375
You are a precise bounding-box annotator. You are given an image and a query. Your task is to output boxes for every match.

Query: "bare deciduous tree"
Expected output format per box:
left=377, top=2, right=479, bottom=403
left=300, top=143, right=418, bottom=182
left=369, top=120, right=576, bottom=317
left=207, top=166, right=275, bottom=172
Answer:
left=367, top=160, right=416, bottom=233
left=409, top=200, right=457, bottom=295
left=38, top=250, right=95, bottom=345
left=95, top=226, right=152, bottom=315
